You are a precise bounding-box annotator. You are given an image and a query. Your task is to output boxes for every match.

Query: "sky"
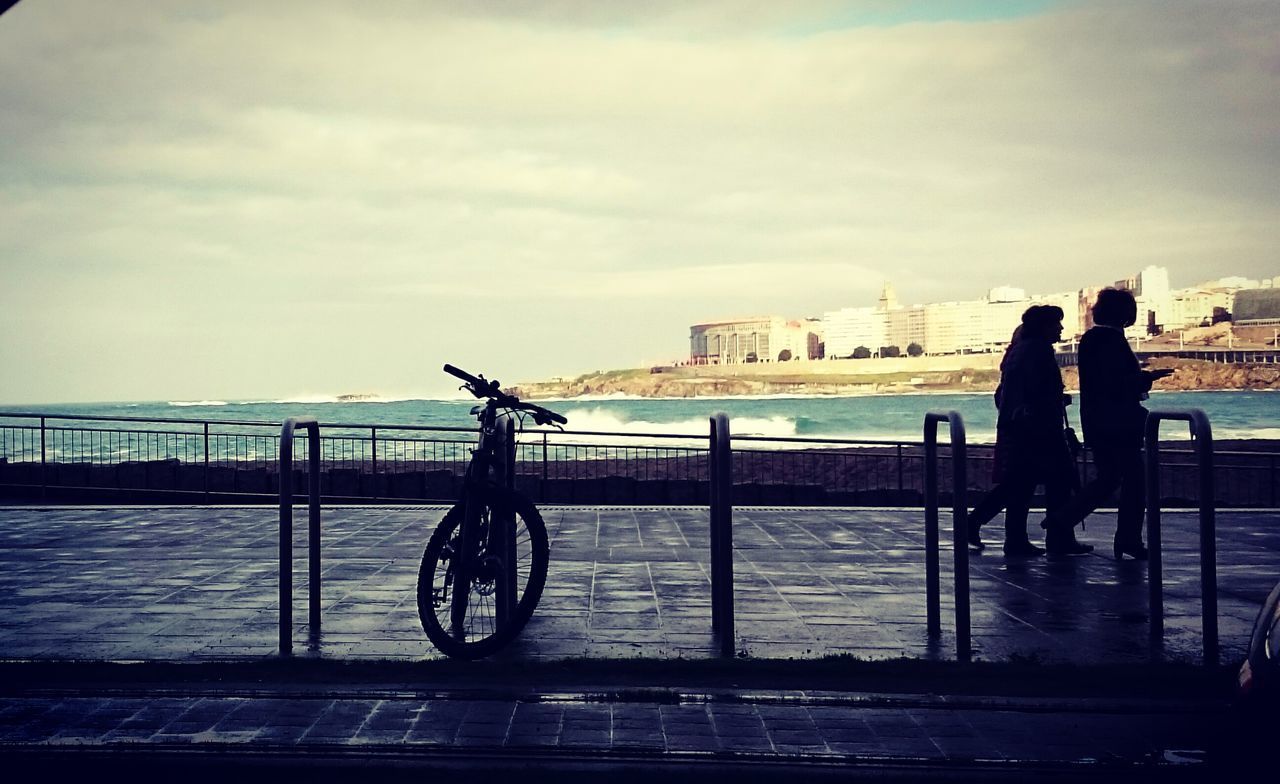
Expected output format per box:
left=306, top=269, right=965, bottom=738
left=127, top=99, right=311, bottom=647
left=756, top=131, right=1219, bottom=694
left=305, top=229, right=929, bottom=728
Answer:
left=2, top=0, right=1278, bottom=404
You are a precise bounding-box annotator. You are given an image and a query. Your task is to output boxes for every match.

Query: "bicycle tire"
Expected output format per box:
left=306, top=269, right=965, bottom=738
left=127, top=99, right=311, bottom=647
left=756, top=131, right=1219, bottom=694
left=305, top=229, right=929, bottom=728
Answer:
left=416, top=490, right=549, bottom=659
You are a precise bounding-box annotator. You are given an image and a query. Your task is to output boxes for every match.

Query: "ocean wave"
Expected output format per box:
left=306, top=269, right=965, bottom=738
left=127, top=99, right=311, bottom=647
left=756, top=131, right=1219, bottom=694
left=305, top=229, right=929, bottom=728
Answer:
left=554, top=407, right=797, bottom=439
left=525, top=389, right=993, bottom=403
left=522, top=392, right=650, bottom=403
left=269, top=394, right=468, bottom=404
left=167, top=400, right=228, bottom=407
left=272, top=395, right=343, bottom=404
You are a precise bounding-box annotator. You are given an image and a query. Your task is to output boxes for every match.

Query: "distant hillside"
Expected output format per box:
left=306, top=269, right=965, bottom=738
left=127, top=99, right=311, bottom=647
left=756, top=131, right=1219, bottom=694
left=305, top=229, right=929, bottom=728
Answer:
left=510, top=357, right=1280, bottom=400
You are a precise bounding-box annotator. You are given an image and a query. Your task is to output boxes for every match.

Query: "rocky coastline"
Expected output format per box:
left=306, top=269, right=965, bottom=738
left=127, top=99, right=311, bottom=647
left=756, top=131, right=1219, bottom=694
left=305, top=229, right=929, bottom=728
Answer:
left=510, top=357, right=1280, bottom=400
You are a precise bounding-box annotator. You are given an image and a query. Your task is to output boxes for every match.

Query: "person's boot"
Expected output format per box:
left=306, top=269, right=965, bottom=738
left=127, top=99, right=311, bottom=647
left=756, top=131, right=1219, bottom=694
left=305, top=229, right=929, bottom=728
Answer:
left=967, top=517, right=985, bottom=551
left=1002, top=538, right=1045, bottom=557
left=1044, top=523, right=1093, bottom=557
left=1113, top=531, right=1148, bottom=560
left=1002, top=519, right=1044, bottom=556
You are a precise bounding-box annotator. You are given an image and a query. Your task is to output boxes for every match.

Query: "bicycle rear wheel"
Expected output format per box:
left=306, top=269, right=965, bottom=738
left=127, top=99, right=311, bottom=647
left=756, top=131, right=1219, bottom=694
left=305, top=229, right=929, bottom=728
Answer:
left=416, top=490, right=549, bottom=659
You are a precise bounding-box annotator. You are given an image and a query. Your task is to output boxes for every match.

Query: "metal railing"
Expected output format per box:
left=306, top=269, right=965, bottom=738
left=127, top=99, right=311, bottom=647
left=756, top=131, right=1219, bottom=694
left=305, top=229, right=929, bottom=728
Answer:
left=923, top=411, right=971, bottom=662
left=1, top=408, right=1240, bottom=667
left=1145, top=409, right=1218, bottom=667
left=278, top=417, right=321, bottom=657
left=1, top=411, right=1274, bottom=509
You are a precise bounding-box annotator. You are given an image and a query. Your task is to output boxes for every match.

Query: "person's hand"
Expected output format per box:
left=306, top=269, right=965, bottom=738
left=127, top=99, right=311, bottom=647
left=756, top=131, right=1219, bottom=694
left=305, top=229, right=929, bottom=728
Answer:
left=1147, top=368, right=1175, bottom=381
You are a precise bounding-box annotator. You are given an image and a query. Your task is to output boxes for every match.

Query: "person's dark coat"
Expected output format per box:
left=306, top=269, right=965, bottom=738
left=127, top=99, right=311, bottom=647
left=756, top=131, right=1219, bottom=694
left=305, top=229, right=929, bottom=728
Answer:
left=1077, top=325, right=1152, bottom=446
left=997, top=337, right=1066, bottom=441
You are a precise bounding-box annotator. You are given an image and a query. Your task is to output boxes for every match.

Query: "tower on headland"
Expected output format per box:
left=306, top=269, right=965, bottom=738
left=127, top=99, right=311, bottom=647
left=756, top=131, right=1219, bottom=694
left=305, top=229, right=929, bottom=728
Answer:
left=877, top=282, right=899, bottom=312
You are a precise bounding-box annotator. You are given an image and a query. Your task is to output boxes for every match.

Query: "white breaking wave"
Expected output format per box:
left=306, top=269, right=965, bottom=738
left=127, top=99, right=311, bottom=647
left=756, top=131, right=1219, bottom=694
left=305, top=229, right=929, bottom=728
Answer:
left=556, top=407, right=797, bottom=439
left=273, top=395, right=343, bottom=404
left=269, top=394, right=461, bottom=404
left=167, top=400, right=228, bottom=407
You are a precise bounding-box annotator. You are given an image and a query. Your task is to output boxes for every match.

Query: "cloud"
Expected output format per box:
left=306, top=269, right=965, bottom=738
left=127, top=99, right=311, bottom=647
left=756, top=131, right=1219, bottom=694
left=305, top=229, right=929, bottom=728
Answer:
left=1, top=1, right=1278, bottom=400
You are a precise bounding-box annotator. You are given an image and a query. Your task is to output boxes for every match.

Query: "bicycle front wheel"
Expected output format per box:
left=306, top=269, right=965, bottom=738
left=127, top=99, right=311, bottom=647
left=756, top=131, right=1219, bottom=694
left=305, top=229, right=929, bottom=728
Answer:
left=416, top=491, right=549, bottom=659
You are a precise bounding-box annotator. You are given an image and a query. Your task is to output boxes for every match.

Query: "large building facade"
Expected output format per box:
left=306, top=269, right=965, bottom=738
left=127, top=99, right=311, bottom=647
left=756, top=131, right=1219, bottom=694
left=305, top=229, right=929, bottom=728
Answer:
left=1234, top=289, right=1280, bottom=326
left=822, top=284, right=1080, bottom=357
left=689, top=317, right=821, bottom=364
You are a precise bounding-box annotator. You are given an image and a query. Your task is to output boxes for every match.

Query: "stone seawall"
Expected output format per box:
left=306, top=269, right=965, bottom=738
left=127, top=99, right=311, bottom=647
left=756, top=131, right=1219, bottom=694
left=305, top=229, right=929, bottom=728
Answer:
left=2, top=449, right=1274, bottom=508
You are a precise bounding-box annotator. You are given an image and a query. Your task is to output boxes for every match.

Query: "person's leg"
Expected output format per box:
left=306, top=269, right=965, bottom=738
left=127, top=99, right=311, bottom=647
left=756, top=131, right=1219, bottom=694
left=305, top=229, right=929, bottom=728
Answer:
left=1043, top=443, right=1093, bottom=556
left=1113, top=443, right=1148, bottom=557
left=1044, top=444, right=1074, bottom=515
left=970, top=483, right=1009, bottom=527
left=1050, top=443, right=1123, bottom=530
left=1001, top=475, right=1042, bottom=556
left=966, top=482, right=1010, bottom=550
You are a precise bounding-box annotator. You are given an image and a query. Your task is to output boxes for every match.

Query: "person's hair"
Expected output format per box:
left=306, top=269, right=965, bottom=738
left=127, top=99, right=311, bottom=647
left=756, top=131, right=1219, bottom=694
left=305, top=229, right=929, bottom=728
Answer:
left=1020, top=304, right=1064, bottom=341
left=1092, top=288, right=1138, bottom=328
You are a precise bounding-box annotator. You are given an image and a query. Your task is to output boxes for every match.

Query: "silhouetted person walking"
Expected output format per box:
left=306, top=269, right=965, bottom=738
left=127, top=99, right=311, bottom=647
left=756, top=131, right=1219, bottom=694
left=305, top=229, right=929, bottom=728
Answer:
left=968, top=325, right=1040, bottom=555
left=1050, top=288, right=1172, bottom=560
left=969, top=306, right=1090, bottom=557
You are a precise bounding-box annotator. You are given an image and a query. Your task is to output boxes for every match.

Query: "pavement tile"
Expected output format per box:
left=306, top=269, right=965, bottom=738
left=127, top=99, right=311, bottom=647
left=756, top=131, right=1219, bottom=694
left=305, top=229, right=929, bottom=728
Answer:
left=559, top=729, right=611, bottom=747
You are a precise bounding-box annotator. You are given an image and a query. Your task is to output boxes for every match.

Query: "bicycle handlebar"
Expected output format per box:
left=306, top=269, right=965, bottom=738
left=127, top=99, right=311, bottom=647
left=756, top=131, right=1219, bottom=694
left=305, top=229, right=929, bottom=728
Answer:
left=443, top=363, right=487, bottom=389
left=442, top=363, right=568, bottom=425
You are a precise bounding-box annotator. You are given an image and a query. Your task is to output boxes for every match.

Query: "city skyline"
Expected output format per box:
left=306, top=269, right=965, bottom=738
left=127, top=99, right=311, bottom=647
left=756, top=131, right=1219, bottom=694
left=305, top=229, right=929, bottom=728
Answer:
left=698, top=267, right=1277, bottom=326
left=694, top=265, right=1279, bottom=365
left=3, top=2, right=1279, bottom=403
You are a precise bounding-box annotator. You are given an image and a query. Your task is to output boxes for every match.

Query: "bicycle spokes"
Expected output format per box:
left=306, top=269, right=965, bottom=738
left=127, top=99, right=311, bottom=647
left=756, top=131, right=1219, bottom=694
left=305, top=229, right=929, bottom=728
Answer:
left=419, top=497, right=550, bottom=655
left=430, top=506, right=538, bottom=645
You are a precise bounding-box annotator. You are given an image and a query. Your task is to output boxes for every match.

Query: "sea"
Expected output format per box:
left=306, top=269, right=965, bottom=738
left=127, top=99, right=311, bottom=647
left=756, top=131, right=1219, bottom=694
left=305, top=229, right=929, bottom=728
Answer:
left=3, top=389, right=1277, bottom=446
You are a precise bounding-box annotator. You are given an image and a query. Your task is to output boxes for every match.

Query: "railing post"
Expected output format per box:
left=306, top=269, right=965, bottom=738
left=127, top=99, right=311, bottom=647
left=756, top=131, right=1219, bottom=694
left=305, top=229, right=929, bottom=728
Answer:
left=709, top=412, right=734, bottom=656
left=279, top=421, right=295, bottom=656
left=203, top=422, right=210, bottom=504
left=39, top=416, right=47, bottom=500
left=1194, top=411, right=1217, bottom=666
left=308, top=425, right=321, bottom=642
left=950, top=417, right=970, bottom=662
left=371, top=427, right=378, bottom=502
left=1145, top=409, right=1217, bottom=666
left=924, top=411, right=970, bottom=662
left=923, top=423, right=940, bottom=636
left=709, top=417, right=721, bottom=633
left=897, top=443, right=904, bottom=497
left=1271, top=455, right=1276, bottom=509
left=279, top=417, right=322, bottom=657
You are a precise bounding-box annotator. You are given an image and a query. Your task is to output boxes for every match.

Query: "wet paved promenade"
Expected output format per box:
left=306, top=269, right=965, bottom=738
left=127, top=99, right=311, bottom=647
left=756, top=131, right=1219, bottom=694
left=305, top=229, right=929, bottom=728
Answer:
left=0, top=505, right=1276, bottom=664
left=0, top=686, right=1219, bottom=774
left=1, top=504, right=1273, bottom=778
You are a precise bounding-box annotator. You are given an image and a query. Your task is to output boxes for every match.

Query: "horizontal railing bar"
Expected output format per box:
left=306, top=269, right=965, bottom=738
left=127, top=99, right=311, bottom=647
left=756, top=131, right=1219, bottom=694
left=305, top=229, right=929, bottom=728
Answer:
left=732, top=435, right=924, bottom=446
left=0, top=412, right=283, bottom=427
left=40, top=426, right=209, bottom=437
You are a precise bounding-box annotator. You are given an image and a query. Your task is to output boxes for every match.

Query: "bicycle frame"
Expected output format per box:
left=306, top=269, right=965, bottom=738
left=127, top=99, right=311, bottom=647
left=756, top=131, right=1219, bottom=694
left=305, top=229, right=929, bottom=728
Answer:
left=450, top=401, right=520, bottom=638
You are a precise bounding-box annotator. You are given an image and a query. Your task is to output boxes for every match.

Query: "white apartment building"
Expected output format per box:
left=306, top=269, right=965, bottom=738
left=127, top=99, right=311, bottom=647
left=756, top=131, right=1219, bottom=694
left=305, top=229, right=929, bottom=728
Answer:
left=1164, top=288, right=1234, bottom=329
left=822, top=284, right=1080, bottom=357
left=822, top=306, right=887, bottom=357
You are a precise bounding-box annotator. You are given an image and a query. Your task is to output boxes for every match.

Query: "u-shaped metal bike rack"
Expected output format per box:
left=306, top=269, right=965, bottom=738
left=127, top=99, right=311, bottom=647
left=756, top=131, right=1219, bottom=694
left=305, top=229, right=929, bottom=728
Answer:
left=279, top=417, right=321, bottom=656
left=1145, top=409, right=1217, bottom=666
left=924, top=411, right=970, bottom=662
left=709, top=412, right=735, bottom=656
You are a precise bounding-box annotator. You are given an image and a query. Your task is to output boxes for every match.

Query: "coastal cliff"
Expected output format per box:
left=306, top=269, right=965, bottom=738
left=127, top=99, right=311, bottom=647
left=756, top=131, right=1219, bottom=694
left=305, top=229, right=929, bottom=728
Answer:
left=510, top=357, right=1280, bottom=399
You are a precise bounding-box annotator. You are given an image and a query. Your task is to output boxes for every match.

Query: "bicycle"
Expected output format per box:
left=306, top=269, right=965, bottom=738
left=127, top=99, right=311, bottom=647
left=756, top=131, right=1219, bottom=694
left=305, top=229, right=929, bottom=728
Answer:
left=416, top=363, right=567, bottom=659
